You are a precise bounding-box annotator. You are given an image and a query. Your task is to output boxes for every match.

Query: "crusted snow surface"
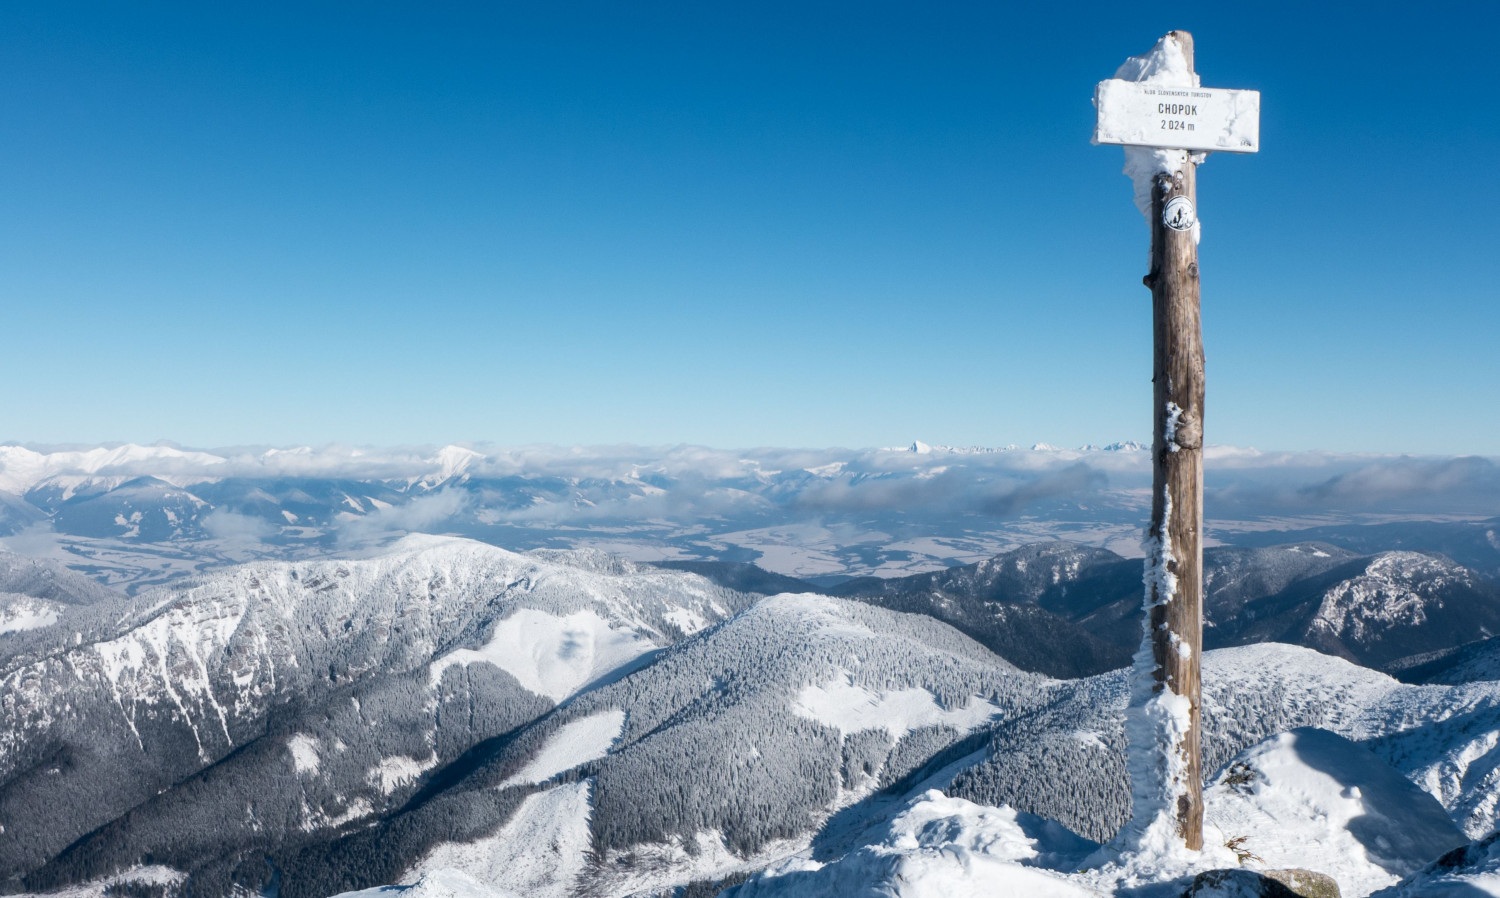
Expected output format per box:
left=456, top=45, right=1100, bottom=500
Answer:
left=731, top=721, right=1470, bottom=898
left=1372, top=831, right=1500, bottom=897
left=500, top=709, right=625, bottom=788
left=791, top=672, right=1003, bottom=740
left=1201, top=644, right=1500, bottom=840
left=337, top=868, right=519, bottom=898
left=731, top=789, right=1102, bottom=897
left=1379, top=683, right=1500, bottom=840
left=428, top=608, right=654, bottom=703
left=1204, top=728, right=1466, bottom=897
left=407, top=781, right=592, bottom=898
left=287, top=733, right=320, bottom=775
left=0, top=597, right=60, bottom=634
left=370, top=752, right=439, bottom=795
left=663, top=606, right=708, bottom=634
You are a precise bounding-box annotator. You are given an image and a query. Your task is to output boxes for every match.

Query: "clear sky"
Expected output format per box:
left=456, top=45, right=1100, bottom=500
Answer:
left=4, top=2, right=1497, bottom=454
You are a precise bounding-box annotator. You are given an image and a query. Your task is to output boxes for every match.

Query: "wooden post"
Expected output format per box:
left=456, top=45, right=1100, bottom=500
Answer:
left=1144, top=29, right=1205, bottom=852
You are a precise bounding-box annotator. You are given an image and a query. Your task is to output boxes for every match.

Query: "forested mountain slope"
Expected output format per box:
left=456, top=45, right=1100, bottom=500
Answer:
left=818, top=542, right=1500, bottom=679
left=2, top=537, right=747, bottom=894
left=8, top=538, right=1500, bottom=898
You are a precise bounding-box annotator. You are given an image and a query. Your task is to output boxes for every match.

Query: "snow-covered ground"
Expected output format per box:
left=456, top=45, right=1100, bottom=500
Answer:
left=340, top=869, right=518, bottom=898
left=734, top=790, right=1101, bottom=897
left=9, top=513, right=1500, bottom=898
left=1372, top=833, right=1500, bottom=896
left=428, top=608, right=655, bottom=703
left=728, top=725, right=1480, bottom=897
left=0, top=597, right=59, bottom=633
left=9, top=866, right=187, bottom=898
left=1200, top=729, right=1465, bottom=895
left=500, top=709, right=625, bottom=788
left=406, top=782, right=593, bottom=898
left=791, top=672, right=1003, bottom=739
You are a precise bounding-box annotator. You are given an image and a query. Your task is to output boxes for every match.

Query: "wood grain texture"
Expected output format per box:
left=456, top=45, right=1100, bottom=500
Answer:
left=1146, top=28, right=1206, bottom=852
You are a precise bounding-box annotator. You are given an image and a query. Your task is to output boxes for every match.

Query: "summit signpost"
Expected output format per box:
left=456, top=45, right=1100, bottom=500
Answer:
left=1094, top=80, right=1260, bottom=154
left=1093, top=31, right=1258, bottom=853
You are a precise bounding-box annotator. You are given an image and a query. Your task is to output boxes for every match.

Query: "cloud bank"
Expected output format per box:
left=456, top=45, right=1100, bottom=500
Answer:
left=2, top=442, right=1496, bottom=532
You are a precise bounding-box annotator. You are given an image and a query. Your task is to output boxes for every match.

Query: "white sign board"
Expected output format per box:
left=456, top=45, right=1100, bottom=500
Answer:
left=1094, top=80, right=1260, bottom=153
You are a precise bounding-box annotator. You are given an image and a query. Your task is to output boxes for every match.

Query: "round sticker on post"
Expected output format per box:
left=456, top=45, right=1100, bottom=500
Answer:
left=1163, top=196, right=1196, bottom=232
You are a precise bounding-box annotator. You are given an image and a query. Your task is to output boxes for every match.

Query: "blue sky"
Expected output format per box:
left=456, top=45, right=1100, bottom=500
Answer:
left=4, top=2, right=1497, bottom=453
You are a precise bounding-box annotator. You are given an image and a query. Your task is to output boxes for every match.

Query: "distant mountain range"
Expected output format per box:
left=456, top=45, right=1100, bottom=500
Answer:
left=3, top=442, right=1498, bottom=594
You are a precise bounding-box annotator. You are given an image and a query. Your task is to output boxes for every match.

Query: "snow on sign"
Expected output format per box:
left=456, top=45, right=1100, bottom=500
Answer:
left=1094, top=80, right=1260, bottom=153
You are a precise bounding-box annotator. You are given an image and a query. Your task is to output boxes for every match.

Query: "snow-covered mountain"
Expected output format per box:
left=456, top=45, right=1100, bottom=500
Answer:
left=1222, top=550, right=1500, bottom=672
left=3, top=537, right=747, bottom=892
left=9, top=535, right=1500, bottom=898
left=828, top=542, right=1138, bottom=677
left=722, top=727, right=1470, bottom=898
left=823, top=541, right=1500, bottom=679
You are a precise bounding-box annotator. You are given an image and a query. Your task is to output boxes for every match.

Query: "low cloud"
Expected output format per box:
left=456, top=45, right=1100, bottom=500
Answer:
left=336, top=489, right=471, bottom=545
left=1297, top=456, right=1500, bottom=511
left=975, top=463, right=1110, bottom=516
left=791, top=462, right=1109, bottom=518
left=6, top=442, right=1498, bottom=536
left=202, top=510, right=276, bottom=548
left=1206, top=455, right=1500, bottom=518
left=0, top=522, right=65, bottom=558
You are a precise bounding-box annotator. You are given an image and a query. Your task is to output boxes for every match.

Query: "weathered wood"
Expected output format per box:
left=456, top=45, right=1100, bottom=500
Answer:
left=1145, top=28, right=1205, bottom=852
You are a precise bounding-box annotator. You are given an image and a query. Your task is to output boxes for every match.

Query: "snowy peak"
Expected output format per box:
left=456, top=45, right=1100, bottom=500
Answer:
left=1313, top=552, right=1472, bottom=637
left=1302, top=552, right=1497, bottom=666
left=33, top=476, right=212, bottom=542
left=1201, top=543, right=1359, bottom=619
left=831, top=541, right=1500, bottom=680
left=415, top=445, right=487, bottom=489
left=1361, top=551, right=1473, bottom=588
left=0, top=443, right=226, bottom=495
left=1208, top=549, right=1500, bottom=673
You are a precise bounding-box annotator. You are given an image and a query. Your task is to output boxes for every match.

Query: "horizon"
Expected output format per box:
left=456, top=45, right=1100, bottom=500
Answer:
left=5, top=434, right=1498, bottom=459
left=4, top=436, right=1500, bottom=466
